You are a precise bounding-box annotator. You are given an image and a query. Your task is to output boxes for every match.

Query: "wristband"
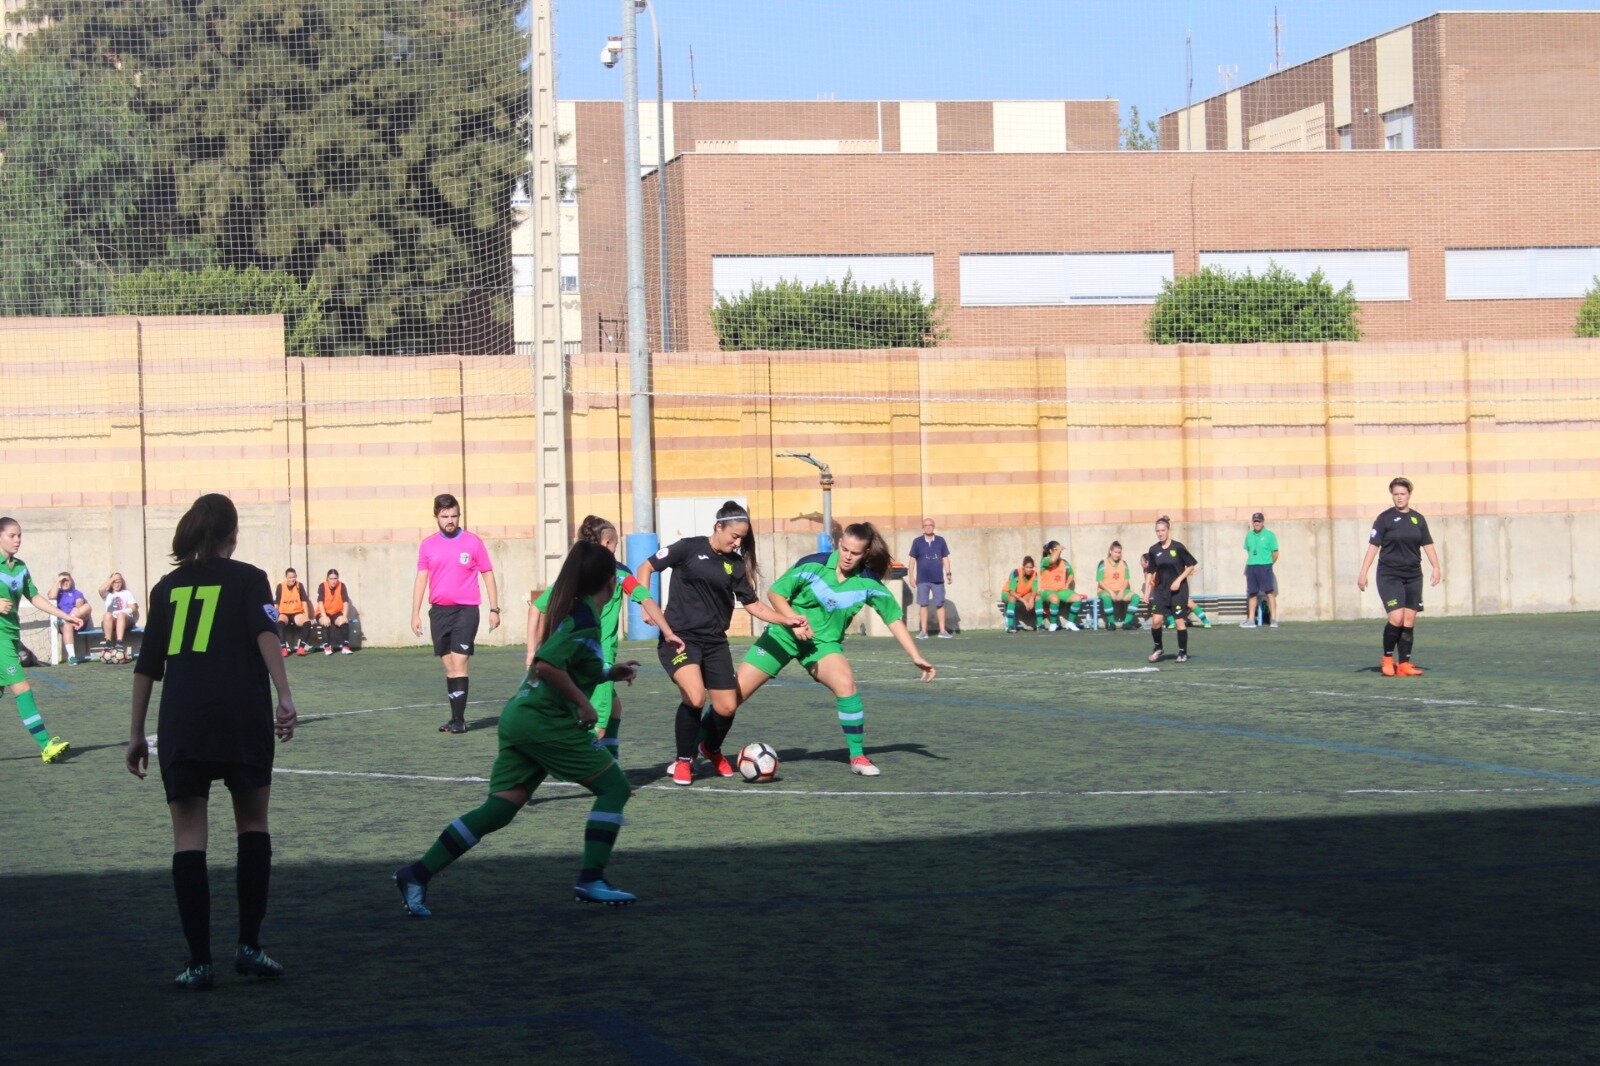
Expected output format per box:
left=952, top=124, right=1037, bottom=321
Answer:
left=489, top=608, right=501, bottom=614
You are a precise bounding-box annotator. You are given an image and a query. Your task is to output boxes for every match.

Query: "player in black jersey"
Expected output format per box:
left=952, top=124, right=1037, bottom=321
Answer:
left=634, top=500, right=807, bottom=786
left=1143, top=516, right=1199, bottom=663
left=126, top=494, right=298, bottom=991
left=1357, top=477, right=1441, bottom=677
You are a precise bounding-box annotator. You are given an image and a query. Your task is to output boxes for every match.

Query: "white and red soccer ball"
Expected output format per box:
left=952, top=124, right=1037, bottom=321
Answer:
left=737, top=741, right=780, bottom=782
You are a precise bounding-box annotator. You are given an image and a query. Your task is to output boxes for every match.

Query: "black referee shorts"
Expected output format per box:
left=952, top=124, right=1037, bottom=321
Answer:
left=162, top=759, right=273, bottom=805
left=430, top=604, right=480, bottom=657
left=1376, top=573, right=1424, bottom=613
left=657, top=634, right=738, bottom=691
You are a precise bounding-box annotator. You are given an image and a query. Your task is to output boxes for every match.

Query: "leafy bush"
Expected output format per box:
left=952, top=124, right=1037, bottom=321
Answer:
left=1578, top=280, right=1600, bottom=338
left=1145, top=265, right=1360, bottom=344
left=110, top=267, right=328, bottom=355
left=711, top=274, right=945, bottom=351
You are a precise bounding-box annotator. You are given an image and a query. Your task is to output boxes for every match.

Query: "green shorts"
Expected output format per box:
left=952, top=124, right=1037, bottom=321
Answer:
left=590, top=681, right=615, bottom=729
left=0, top=635, right=24, bottom=688
left=487, top=699, right=617, bottom=794
left=742, top=626, right=844, bottom=677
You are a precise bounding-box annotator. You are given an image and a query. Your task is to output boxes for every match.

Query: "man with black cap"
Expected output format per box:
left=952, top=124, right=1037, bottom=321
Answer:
left=1241, top=512, right=1279, bottom=628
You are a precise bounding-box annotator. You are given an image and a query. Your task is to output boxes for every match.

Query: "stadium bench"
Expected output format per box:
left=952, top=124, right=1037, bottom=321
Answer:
left=1140, top=593, right=1259, bottom=622
left=50, top=616, right=143, bottom=664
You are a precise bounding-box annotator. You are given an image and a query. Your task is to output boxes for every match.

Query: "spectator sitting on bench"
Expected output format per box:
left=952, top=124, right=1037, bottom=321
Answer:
left=98, top=571, right=141, bottom=663
left=274, top=568, right=312, bottom=657
left=1096, top=542, right=1142, bottom=630
left=52, top=572, right=94, bottom=663
left=314, top=568, right=355, bottom=656
left=1037, top=541, right=1089, bottom=632
left=1002, top=556, right=1040, bottom=633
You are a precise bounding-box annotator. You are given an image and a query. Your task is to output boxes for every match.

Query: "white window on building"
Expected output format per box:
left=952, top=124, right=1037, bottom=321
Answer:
left=1382, top=106, right=1413, bottom=150
left=558, top=165, right=578, bottom=205
left=959, top=253, right=1173, bottom=306
left=1445, top=247, right=1600, bottom=300
left=512, top=255, right=534, bottom=297
left=560, top=254, right=580, bottom=295
left=1198, top=250, right=1410, bottom=301
left=1337, top=125, right=1353, bottom=150
left=711, top=255, right=936, bottom=300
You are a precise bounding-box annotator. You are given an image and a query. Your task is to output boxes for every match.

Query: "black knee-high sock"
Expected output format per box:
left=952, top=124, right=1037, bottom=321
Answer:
left=447, top=677, right=468, bottom=723
left=1152, top=628, right=1164, bottom=651
left=172, top=850, right=211, bottom=967
left=1177, top=627, right=1189, bottom=654
left=702, top=709, right=735, bottom=752
left=236, top=832, right=271, bottom=950
left=675, top=701, right=701, bottom=759
left=1382, top=623, right=1401, bottom=655
left=1397, top=626, right=1415, bottom=663
left=336, top=621, right=350, bottom=646
left=277, top=619, right=289, bottom=645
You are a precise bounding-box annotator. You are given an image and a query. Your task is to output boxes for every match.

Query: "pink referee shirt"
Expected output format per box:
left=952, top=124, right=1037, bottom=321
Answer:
left=417, top=530, right=493, bottom=606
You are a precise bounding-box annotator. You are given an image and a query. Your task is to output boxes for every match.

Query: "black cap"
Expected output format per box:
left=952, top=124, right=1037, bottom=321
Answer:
left=1251, top=512, right=1264, bottom=521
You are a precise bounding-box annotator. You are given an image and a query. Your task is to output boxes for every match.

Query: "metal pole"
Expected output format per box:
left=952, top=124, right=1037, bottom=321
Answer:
left=648, top=2, right=672, bottom=351
left=620, top=0, right=660, bottom=637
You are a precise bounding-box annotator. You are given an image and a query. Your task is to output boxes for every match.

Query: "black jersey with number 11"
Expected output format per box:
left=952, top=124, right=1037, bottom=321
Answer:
left=135, top=558, right=279, bottom=773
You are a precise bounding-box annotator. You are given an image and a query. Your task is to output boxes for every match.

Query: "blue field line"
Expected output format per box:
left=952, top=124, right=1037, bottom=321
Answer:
left=25, top=669, right=69, bottom=690
left=0, top=1010, right=696, bottom=1062
left=868, top=685, right=1600, bottom=787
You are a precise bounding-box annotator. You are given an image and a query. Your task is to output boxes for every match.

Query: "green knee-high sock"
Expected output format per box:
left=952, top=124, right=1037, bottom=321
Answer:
left=1193, top=605, right=1211, bottom=624
left=836, top=694, right=866, bottom=759
left=1004, top=601, right=1017, bottom=629
left=15, top=689, right=50, bottom=750
left=600, top=715, right=621, bottom=764
left=578, top=762, right=632, bottom=882
left=417, top=795, right=520, bottom=879
left=1046, top=598, right=1060, bottom=624
left=1066, top=598, right=1082, bottom=623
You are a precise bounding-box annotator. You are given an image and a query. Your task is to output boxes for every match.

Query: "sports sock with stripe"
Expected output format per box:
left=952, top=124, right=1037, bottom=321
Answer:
left=578, top=762, right=631, bottom=881
left=15, top=689, right=49, bottom=750
left=836, top=693, right=866, bottom=759
left=600, top=714, right=621, bottom=763
left=1004, top=600, right=1017, bottom=629
left=236, top=832, right=271, bottom=951
left=415, top=795, right=520, bottom=881
left=172, top=850, right=211, bottom=967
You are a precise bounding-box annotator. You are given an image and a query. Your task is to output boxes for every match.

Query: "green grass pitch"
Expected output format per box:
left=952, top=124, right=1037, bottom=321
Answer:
left=5, top=615, right=1600, bottom=1064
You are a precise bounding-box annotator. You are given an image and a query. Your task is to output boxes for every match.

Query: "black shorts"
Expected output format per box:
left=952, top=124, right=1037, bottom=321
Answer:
left=1376, top=573, right=1424, bottom=613
left=658, top=634, right=738, bottom=691
left=161, top=760, right=272, bottom=805
left=430, top=605, right=480, bottom=657
left=1150, top=584, right=1190, bottom=618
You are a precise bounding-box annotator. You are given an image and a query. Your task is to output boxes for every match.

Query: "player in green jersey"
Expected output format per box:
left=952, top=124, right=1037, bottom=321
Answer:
left=1, top=518, right=78, bottom=763
left=396, top=540, right=644, bottom=914
left=734, top=522, right=935, bottom=776
left=527, top=516, right=682, bottom=768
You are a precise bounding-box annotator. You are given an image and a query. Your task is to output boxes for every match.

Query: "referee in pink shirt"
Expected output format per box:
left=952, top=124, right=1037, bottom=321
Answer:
left=410, top=494, right=500, bottom=734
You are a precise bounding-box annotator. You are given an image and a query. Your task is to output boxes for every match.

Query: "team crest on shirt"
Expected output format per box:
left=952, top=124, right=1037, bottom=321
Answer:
left=459, top=552, right=472, bottom=565
left=1169, top=549, right=1177, bottom=557
left=1410, top=516, right=1418, bottom=525
left=655, top=546, right=670, bottom=560
left=263, top=603, right=280, bottom=623
left=723, top=561, right=733, bottom=575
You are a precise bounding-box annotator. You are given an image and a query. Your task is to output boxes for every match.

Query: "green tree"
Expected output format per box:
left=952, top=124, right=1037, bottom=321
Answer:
left=1121, top=104, right=1160, bottom=151
left=0, top=52, right=152, bottom=316
left=1578, top=280, right=1600, bottom=338
left=1145, top=265, right=1361, bottom=344
left=110, top=266, right=328, bottom=355
left=710, top=275, right=945, bottom=351
left=25, top=0, right=526, bottom=354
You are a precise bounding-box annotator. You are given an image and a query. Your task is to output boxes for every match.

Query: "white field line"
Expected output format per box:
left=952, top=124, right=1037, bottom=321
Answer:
left=268, top=767, right=1594, bottom=799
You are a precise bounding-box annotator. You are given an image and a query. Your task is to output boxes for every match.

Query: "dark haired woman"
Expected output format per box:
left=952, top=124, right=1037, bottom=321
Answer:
left=734, top=522, right=935, bottom=776
left=1144, top=516, right=1198, bottom=663
left=127, top=493, right=298, bottom=990
left=395, top=540, right=644, bottom=915
left=1356, top=477, right=1440, bottom=677
left=634, top=500, right=807, bottom=787
left=1, top=517, right=79, bottom=762
left=526, top=515, right=681, bottom=767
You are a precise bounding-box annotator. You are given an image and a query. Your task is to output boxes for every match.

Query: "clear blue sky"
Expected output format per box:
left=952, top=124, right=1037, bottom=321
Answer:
left=552, top=1, right=1597, bottom=121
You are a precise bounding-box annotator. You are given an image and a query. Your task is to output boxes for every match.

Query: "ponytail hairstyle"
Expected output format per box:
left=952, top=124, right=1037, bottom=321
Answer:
left=536, top=541, right=619, bottom=646
left=1042, top=539, right=1062, bottom=566
left=1107, top=540, right=1123, bottom=567
left=576, top=515, right=619, bottom=549
left=714, top=499, right=759, bottom=583
left=171, top=493, right=239, bottom=565
left=841, top=521, right=891, bottom=579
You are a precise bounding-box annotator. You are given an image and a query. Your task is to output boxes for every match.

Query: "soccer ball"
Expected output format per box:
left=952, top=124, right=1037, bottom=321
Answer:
left=737, top=741, right=780, bottom=783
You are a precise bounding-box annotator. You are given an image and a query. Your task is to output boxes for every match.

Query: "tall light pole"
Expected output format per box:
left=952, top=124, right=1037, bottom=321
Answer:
left=605, top=0, right=659, bottom=638
left=605, top=1, right=671, bottom=350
